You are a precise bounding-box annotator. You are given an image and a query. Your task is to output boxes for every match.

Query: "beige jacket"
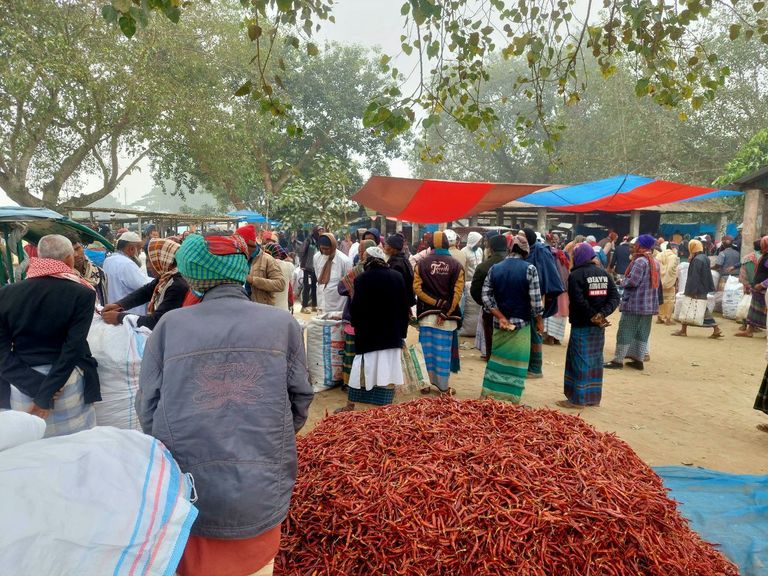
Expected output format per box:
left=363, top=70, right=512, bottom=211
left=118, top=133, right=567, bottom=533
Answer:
left=247, top=251, right=286, bottom=305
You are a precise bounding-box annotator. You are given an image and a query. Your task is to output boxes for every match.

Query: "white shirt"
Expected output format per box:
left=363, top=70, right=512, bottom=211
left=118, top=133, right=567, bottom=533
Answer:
left=103, top=252, right=153, bottom=315
left=274, top=259, right=295, bottom=311
left=462, top=245, right=484, bottom=281
left=313, top=250, right=352, bottom=313
left=348, top=241, right=360, bottom=260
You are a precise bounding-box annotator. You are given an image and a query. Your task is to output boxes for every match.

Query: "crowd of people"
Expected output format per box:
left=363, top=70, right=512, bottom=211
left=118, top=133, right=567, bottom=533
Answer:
left=1, top=218, right=767, bottom=575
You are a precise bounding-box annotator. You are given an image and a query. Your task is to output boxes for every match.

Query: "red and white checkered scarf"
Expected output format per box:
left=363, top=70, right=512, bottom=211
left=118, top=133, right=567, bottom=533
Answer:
left=26, top=258, right=95, bottom=291
left=147, top=238, right=180, bottom=313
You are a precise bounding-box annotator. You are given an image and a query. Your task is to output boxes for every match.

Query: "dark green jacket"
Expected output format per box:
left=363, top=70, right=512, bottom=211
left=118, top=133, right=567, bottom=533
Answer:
left=470, top=251, right=506, bottom=306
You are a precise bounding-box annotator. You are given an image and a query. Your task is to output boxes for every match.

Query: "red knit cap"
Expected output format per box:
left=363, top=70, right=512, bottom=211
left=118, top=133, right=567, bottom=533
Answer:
left=235, top=225, right=257, bottom=245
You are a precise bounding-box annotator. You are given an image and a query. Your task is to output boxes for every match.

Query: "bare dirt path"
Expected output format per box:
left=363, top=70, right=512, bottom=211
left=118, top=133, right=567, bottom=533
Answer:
left=303, top=312, right=768, bottom=474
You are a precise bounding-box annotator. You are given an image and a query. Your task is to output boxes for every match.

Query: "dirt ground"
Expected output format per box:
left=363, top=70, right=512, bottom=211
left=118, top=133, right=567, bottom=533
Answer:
left=302, top=312, right=768, bottom=474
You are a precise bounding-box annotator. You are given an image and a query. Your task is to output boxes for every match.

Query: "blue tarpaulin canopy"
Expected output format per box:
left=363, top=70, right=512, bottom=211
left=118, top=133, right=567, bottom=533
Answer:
left=517, top=175, right=742, bottom=212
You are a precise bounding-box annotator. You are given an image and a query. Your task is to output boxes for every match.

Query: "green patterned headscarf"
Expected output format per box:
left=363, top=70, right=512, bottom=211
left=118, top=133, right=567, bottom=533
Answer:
left=176, top=234, right=249, bottom=295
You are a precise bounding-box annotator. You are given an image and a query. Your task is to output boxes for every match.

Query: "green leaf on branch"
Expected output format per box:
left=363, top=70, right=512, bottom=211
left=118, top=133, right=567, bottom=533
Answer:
left=118, top=14, right=136, bottom=38
left=248, top=24, right=262, bottom=41
left=729, top=24, right=742, bottom=39
left=234, top=80, right=253, bottom=96
left=101, top=4, right=119, bottom=24
left=307, top=42, right=319, bottom=56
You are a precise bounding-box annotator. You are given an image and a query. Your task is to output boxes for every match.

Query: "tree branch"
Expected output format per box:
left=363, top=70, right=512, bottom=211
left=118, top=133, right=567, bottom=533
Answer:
left=65, top=147, right=150, bottom=208
left=273, top=136, right=323, bottom=193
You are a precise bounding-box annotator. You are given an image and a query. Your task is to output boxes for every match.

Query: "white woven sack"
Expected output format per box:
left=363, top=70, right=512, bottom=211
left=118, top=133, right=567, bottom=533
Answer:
left=736, top=294, right=752, bottom=322
left=674, top=295, right=707, bottom=326
left=88, top=315, right=151, bottom=430
left=306, top=317, right=344, bottom=392
left=721, top=276, right=743, bottom=320
left=0, top=428, right=197, bottom=576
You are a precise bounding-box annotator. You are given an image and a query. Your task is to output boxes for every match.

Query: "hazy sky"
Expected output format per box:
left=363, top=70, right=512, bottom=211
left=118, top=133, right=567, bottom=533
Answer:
left=1, top=1, right=411, bottom=207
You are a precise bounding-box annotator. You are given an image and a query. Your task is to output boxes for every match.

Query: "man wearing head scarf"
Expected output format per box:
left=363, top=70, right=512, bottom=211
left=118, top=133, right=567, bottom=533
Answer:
left=143, top=224, right=161, bottom=278
left=654, top=241, right=680, bottom=326
left=480, top=233, right=543, bottom=404
left=101, top=238, right=188, bottom=330
left=522, top=228, right=564, bottom=378
left=444, top=229, right=467, bottom=269
left=347, top=228, right=368, bottom=261
left=240, top=225, right=286, bottom=307
left=299, top=225, right=324, bottom=313
left=263, top=240, right=295, bottom=312
left=362, top=227, right=381, bottom=245
left=384, top=234, right=415, bottom=308
left=313, top=233, right=352, bottom=314
left=136, top=233, right=314, bottom=576
left=65, top=232, right=109, bottom=307
left=414, top=231, right=464, bottom=394
left=458, top=231, right=485, bottom=339
left=605, top=234, right=661, bottom=370
left=737, top=235, right=768, bottom=338
left=471, top=232, right=509, bottom=360
left=561, top=243, right=620, bottom=408
left=672, top=238, right=723, bottom=339
left=336, top=246, right=410, bottom=412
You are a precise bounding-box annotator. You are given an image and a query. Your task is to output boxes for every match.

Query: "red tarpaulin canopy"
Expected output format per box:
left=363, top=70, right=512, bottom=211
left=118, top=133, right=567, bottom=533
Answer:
left=352, top=176, right=548, bottom=223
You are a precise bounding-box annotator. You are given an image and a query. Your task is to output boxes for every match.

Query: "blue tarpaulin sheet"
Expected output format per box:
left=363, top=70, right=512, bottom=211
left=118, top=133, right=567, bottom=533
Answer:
left=655, top=466, right=768, bottom=576
left=659, top=223, right=739, bottom=240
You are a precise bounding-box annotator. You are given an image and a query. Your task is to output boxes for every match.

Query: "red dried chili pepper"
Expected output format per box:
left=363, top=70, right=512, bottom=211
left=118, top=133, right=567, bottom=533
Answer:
left=275, top=397, right=738, bottom=576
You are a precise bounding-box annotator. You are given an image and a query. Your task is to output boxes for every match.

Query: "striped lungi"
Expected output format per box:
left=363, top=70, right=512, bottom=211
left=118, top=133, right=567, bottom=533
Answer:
left=10, top=366, right=96, bottom=438
left=564, top=326, right=605, bottom=406
left=419, top=325, right=454, bottom=391
left=528, top=327, right=544, bottom=375
left=543, top=316, right=567, bottom=341
left=747, top=291, right=767, bottom=330
left=481, top=324, right=531, bottom=404
left=612, top=313, right=653, bottom=363
left=342, top=332, right=355, bottom=386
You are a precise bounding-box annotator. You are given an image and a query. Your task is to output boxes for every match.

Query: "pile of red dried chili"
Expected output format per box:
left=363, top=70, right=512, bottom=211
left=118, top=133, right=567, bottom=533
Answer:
left=275, top=398, right=738, bottom=575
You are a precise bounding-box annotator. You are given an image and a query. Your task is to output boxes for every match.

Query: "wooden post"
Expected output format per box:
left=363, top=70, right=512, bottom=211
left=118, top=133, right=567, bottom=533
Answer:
left=495, top=209, right=504, bottom=227
left=469, top=215, right=478, bottom=226
left=536, top=208, right=547, bottom=233
left=629, top=210, right=641, bottom=238
left=395, top=219, right=403, bottom=233
left=741, top=188, right=765, bottom=258
left=716, top=213, right=728, bottom=242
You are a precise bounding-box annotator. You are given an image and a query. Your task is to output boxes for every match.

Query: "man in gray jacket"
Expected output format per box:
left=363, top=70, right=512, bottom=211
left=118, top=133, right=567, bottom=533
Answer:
left=136, top=233, right=314, bottom=576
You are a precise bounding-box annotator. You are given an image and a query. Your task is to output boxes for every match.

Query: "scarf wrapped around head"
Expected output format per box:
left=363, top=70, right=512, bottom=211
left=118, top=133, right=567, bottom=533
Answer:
left=147, top=238, right=180, bottom=313
left=27, top=258, right=95, bottom=291
left=467, top=231, right=482, bottom=250
left=264, top=242, right=286, bottom=260
left=431, top=231, right=449, bottom=250
left=573, top=242, right=596, bottom=267
left=688, top=239, right=704, bottom=256
left=176, top=234, right=249, bottom=295
left=512, top=231, right=530, bottom=255
left=761, top=235, right=768, bottom=253
left=317, top=233, right=338, bottom=285
left=627, top=237, right=659, bottom=289
left=341, top=239, right=375, bottom=297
